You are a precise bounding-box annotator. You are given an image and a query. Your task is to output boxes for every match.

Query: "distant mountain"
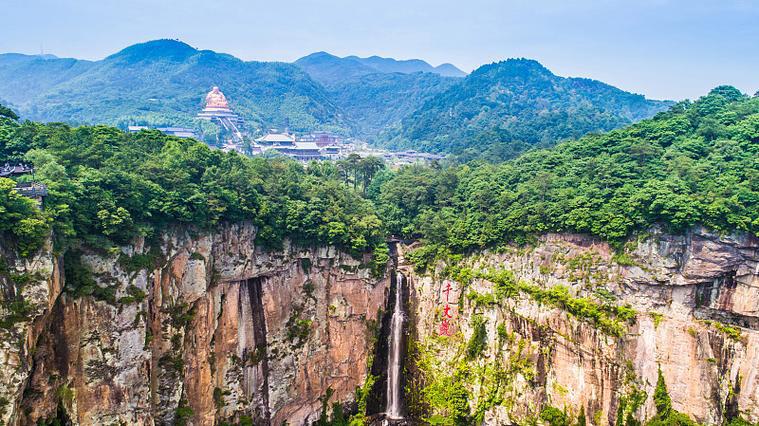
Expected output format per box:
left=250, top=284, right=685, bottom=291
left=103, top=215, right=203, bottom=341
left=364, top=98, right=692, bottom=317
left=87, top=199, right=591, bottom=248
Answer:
left=379, top=59, right=674, bottom=160
left=294, top=51, right=463, bottom=136
left=0, top=40, right=349, bottom=133
left=295, top=51, right=466, bottom=87
left=293, top=52, right=378, bottom=87
left=0, top=54, right=94, bottom=105
left=0, top=43, right=672, bottom=150
left=346, top=55, right=466, bottom=77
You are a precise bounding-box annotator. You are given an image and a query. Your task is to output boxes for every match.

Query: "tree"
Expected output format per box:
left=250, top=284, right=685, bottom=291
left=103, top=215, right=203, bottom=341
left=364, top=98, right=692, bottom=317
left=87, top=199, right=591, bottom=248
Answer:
left=358, top=156, right=385, bottom=194
left=653, top=368, right=672, bottom=418
left=0, top=105, right=19, bottom=120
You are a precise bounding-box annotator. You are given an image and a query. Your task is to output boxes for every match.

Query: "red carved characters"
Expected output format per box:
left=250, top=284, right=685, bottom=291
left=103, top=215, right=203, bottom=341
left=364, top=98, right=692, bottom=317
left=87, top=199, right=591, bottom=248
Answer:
left=439, top=280, right=455, bottom=336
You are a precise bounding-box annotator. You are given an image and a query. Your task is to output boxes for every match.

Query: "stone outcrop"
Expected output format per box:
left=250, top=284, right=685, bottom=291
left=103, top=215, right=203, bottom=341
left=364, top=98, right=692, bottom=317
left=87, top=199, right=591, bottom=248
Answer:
left=0, top=223, right=388, bottom=425
left=403, top=227, right=759, bottom=425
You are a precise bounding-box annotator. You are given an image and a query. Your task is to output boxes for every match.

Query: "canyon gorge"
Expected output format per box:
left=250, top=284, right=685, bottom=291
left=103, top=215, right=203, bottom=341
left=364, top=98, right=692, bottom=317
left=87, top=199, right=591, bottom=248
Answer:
left=0, top=224, right=757, bottom=425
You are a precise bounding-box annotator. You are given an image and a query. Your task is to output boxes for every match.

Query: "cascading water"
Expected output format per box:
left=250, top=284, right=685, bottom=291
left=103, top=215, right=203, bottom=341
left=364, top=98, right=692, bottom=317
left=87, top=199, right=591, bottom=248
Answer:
left=386, top=271, right=405, bottom=419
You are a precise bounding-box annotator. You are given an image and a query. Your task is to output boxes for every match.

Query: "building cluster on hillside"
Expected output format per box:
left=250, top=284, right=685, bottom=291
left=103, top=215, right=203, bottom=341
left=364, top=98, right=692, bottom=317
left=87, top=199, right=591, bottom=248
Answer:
left=124, top=86, right=443, bottom=164
left=249, top=129, right=346, bottom=161
left=195, top=86, right=351, bottom=160
left=382, top=150, right=445, bottom=165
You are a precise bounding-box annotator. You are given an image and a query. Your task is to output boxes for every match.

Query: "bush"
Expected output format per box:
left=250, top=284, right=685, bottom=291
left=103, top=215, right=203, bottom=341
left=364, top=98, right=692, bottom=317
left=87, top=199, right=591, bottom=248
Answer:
left=466, top=315, right=488, bottom=359
left=540, top=406, right=569, bottom=426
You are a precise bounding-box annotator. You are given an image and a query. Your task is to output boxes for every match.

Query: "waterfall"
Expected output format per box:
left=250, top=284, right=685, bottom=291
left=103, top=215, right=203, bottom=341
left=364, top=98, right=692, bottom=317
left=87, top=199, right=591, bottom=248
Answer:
left=386, top=271, right=405, bottom=419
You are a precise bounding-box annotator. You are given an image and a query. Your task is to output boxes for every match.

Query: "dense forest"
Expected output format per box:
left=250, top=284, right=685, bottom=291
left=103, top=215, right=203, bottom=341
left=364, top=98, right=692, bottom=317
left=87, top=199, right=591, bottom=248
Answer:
left=1, top=85, right=756, bottom=262
left=372, top=86, right=758, bottom=262
left=0, top=106, right=387, bottom=269
left=378, top=59, right=673, bottom=161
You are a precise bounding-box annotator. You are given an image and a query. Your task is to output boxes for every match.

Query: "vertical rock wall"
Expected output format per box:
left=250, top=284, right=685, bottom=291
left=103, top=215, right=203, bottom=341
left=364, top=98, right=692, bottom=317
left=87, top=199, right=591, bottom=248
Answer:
left=0, top=236, right=61, bottom=425
left=0, top=223, right=389, bottom=425
left=404, top=227, right=759, bottom=425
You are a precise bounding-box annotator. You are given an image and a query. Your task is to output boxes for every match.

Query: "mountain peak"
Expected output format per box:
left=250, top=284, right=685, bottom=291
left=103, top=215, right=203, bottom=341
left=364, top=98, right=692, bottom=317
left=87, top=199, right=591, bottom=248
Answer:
left=107, top=39, right=197, bottom=63
left=295, top=52, right=466, bottom=86
left=474, top=58, right=554, bottom=79
left=434, top=63, right=466, bottom=77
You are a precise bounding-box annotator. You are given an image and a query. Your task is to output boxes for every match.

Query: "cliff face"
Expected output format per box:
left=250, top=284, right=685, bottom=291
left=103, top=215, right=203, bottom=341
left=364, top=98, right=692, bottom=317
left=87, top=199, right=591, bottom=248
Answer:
left=0, top=223, right=388, bottom=425
left=0, top=236, right=61, bottom=425
left=403, top=227, right=759, bottom=425
left=3, top=224, right=757, bottom=426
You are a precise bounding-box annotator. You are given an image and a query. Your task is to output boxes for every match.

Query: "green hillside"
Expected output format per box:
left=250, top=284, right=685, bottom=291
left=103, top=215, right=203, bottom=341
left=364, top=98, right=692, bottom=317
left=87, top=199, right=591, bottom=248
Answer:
left=379, top=58, right=673, bottom=161
left=0, top=106, right=385, bottom=264
left=2, top=86, right=755, bottom=263
left=0, top=40, right=349, bottom=133
left=328, top=72, right=458, bottom=137
left=372, top=86, right=758, bottom=255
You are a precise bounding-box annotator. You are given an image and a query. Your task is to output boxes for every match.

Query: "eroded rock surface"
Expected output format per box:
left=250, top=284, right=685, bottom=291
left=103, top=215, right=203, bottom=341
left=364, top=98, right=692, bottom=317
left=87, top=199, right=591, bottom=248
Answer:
left=0, top=223, right=387, bottom=425
left=405, top=227, right=759, bottom=425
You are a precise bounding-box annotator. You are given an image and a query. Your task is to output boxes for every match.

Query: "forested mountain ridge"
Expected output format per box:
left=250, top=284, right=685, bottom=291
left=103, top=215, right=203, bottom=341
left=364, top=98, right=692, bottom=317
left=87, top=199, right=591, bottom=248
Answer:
left=0, top=42, right=670, bottom=149
left=0, top=39, right=349, bottom=133
left=293, top=51, right=461, bottom=137
left=326, top=72, right=458, bottom=137
left=372, top=85, right=758, bottom=256
left=294, top=51, right=465, bottom=87
left=378, top=58, right=674, bottom=160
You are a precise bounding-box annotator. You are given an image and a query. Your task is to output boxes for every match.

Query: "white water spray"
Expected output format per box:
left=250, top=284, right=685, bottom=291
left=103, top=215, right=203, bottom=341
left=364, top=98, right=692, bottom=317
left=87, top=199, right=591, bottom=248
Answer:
left=386, top=272, right=405, bottom=419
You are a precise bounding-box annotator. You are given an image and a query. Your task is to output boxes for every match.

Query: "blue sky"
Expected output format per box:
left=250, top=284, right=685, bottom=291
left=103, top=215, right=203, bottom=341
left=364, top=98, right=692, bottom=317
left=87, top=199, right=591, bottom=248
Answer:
left=2, top=0, right=757, bottom=100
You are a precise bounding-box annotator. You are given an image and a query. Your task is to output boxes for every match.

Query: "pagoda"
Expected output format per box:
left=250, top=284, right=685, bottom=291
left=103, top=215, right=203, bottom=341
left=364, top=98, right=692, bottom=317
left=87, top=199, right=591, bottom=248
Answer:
left=196, top=86, right=244, bottom=126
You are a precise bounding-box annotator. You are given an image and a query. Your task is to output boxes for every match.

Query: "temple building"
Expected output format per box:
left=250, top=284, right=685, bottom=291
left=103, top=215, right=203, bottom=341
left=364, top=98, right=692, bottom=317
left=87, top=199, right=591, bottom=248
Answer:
left=197, top=87, right=244, bottom=138
left=1, top=163, right=48, bottom=205
left=299, top=131, right=341, bottom=147
left=253, top=130, right=326, bottom=161
left=255, top=131, right=296, bottom=147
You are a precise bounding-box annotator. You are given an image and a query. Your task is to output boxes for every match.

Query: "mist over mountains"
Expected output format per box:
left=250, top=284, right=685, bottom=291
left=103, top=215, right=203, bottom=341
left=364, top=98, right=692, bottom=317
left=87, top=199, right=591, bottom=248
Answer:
left=0, top=39, right=671, bottom=158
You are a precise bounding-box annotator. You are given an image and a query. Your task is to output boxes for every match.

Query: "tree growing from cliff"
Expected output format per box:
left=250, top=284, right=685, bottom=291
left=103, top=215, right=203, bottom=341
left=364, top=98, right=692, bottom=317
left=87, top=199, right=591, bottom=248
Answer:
left=646, top=367, right=700, bottom=426
left=653, top=368, right=672, bottom=418
left=0, top=177, right=50, bottom=256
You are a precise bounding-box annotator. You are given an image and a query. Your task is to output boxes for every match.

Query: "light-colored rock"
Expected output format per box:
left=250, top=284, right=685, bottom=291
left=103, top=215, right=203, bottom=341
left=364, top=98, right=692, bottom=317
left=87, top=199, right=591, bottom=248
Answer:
left=405, top=227, right=759, bottom=425
left=0, top=223, right=388, bottom=425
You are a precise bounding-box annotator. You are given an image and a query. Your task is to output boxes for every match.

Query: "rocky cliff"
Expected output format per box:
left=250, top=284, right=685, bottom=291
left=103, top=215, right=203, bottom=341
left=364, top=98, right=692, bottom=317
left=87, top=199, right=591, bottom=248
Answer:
left=402, top=227, right=759, bottom=425
left=2, top=224, right=758, bottom=426
left=0, top=223, right=388, bottom=425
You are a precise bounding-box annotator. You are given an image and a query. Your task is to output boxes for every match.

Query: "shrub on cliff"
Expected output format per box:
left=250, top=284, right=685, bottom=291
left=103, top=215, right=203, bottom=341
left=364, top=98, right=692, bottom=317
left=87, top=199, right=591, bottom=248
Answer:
left=646, top=368, right=699, bottom=426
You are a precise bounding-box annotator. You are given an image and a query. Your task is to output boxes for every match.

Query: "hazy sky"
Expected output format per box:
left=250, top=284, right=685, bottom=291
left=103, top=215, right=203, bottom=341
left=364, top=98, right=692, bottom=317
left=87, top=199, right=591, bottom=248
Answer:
left=2, top=0, right=757, bottom=100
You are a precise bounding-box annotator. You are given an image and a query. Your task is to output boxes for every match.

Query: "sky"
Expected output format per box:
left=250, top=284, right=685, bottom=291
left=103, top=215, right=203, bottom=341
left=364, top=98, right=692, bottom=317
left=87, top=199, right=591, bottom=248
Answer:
left=1, top=0, right=757, bottom=100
